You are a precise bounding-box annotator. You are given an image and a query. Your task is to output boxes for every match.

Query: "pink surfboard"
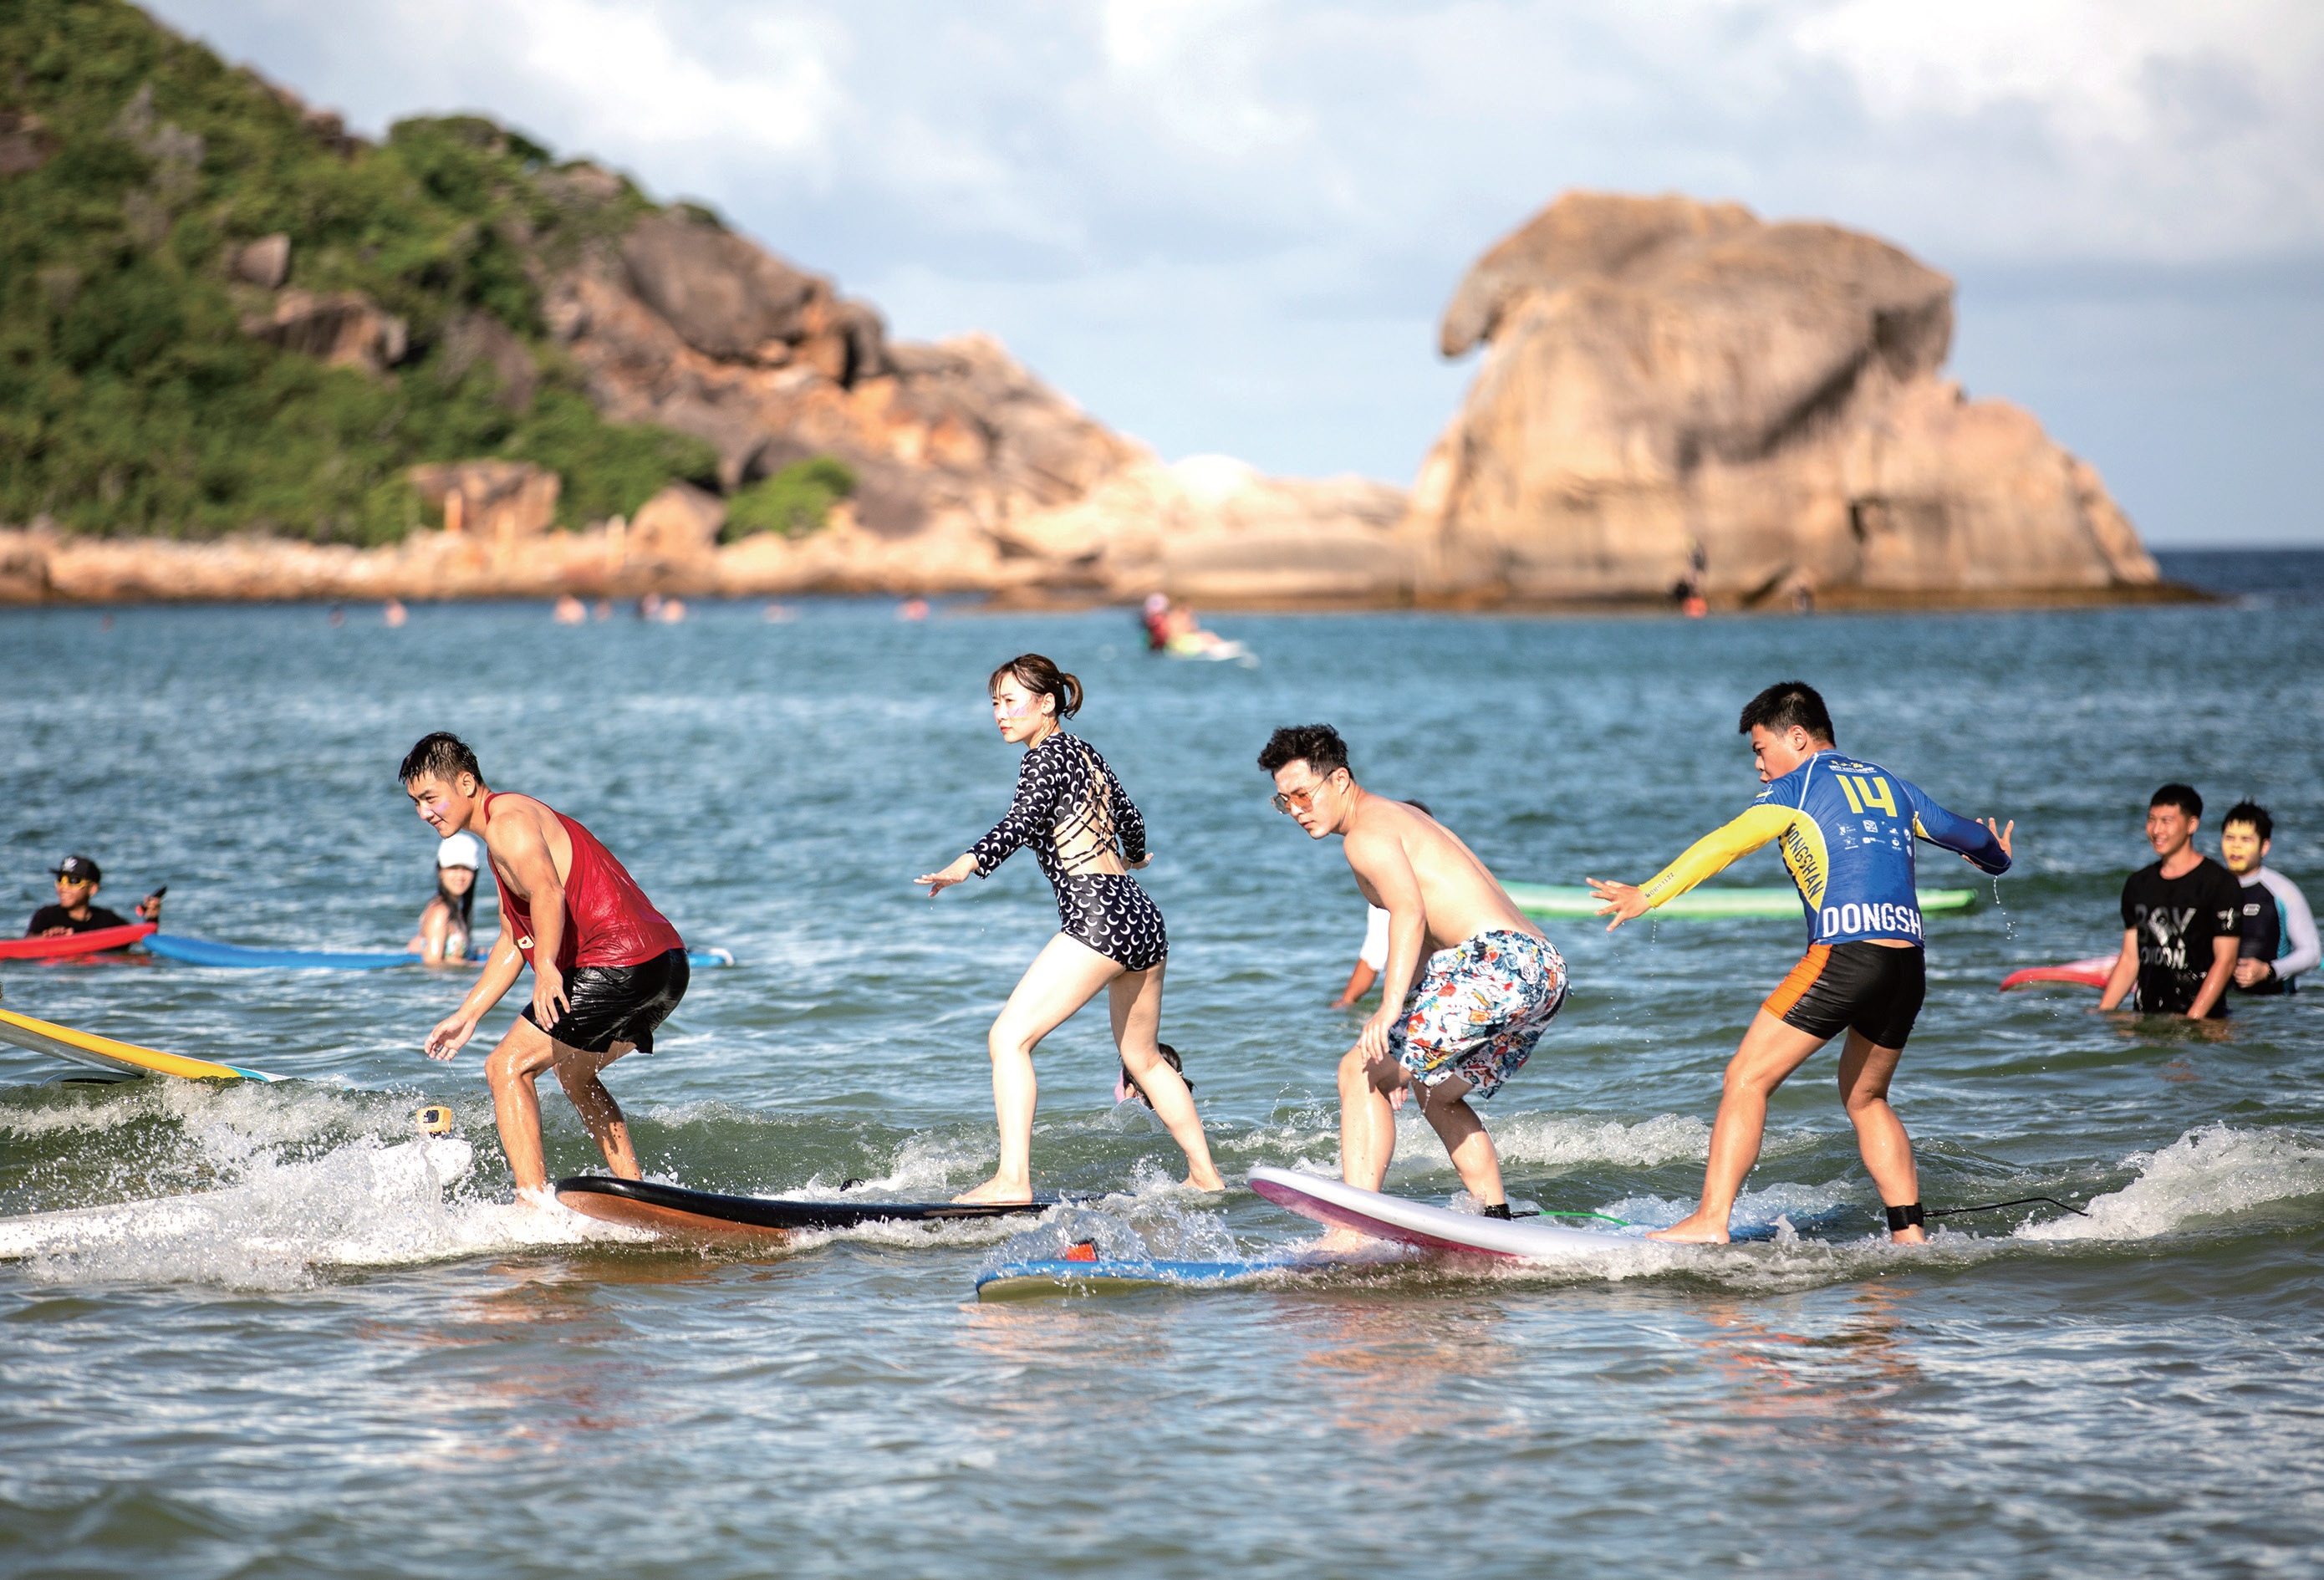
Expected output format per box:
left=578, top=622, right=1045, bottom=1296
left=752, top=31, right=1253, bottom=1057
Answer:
left=1998, top=956, right=2118, bottom=991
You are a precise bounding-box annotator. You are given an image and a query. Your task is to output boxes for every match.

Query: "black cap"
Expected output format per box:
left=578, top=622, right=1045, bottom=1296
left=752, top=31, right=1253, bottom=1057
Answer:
left=51, top=854, right=100, bottom=883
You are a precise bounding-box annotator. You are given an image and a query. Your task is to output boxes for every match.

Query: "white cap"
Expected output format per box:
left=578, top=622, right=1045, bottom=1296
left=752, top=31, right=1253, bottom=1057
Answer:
left=436, top=831, right=483, bottom=870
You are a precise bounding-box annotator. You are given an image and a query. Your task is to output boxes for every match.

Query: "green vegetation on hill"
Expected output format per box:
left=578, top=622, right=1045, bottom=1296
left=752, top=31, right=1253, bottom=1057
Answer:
left=722, top=457, right=857, bottom=543
left=0, top=0, right=720, bottom=543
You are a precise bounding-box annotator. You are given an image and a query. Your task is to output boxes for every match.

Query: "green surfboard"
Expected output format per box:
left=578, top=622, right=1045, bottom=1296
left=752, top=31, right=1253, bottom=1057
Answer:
left=1505, top=884, right=1977, bottom=920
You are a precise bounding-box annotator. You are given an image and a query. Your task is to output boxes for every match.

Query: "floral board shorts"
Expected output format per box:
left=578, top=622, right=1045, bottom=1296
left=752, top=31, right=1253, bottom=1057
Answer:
left=1385, top=930, right=1567, bottom=1101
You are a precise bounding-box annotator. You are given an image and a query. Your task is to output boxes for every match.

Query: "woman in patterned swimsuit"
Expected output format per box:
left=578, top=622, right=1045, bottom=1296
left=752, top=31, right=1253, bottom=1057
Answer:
left=918, top=654, right=1225, bottom=1203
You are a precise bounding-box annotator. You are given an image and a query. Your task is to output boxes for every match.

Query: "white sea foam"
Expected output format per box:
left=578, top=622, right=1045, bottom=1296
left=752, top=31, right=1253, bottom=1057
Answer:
left=1490, top=1112, right=1713, bottom=1170
left=2013, top=1124, right=2324, bottom=1242
left=3, top=1123, right=655, bottom=1289
left=1231, top=1109, right=1723, bottom=1184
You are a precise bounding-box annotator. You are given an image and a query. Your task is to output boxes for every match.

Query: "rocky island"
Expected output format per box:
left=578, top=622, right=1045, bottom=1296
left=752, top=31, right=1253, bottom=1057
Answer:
left=0, top=3, right=2173, bottom=610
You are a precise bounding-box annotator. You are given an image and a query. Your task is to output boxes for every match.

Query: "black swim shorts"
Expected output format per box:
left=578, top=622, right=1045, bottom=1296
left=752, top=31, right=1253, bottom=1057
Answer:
left=1761, top=940, right=1925, bottom=1050
left=523, top=947, right=690, bottom=1053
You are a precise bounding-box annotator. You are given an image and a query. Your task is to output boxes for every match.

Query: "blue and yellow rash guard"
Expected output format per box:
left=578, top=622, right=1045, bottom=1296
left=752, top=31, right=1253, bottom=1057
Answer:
left=1639, top=751, right=2010, bottom=945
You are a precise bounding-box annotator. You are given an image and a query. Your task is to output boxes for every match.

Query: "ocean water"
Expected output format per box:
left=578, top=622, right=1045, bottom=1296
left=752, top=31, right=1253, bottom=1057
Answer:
left=3, top=588, right=2322, bottom=1579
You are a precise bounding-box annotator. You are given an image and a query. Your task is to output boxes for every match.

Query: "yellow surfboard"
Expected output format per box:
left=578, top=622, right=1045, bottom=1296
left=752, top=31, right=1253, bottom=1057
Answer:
left=0, top=1006, right=281, bottom=1082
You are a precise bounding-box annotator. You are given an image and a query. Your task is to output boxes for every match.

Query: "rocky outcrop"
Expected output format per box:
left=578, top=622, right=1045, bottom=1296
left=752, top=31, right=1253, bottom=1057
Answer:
left=406, top=461, right=559, bottom=540
left=625, top=482, right=725, bottom=561
left=1399, top=191, right=2160, bottom=607
left=230, top=232, right=290, bottom=289
left=544, top=213, right=1142, bottom=538
left=0, top=109, right=59, bottom=176
left=242, top=289, right=409, bottom=375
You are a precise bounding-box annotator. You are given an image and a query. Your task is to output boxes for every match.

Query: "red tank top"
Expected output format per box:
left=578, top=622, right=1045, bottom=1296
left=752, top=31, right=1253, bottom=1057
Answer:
left=483, top=793, right=685, bottom=971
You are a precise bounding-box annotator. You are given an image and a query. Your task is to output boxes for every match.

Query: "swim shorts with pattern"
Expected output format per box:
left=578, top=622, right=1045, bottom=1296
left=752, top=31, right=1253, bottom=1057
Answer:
left=1385, top=930, right=1567, bottom=1100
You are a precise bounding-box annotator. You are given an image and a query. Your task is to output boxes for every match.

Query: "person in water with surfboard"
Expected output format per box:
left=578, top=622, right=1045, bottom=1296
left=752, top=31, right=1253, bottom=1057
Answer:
left=405, top=830, right=485, bottom=965
left=401, top=732, right=690, bottom=1205
left=1590, top=681, right=2012, bottom=1245
left=25, top=854, right=163, bottom=938
left=2097, top=784, right=2241, bottom=1019
left=2220, top=803, right=2318, bottom=996
left=1260, top=725, right=1567, bottom=1219
left=917, top=655, right=1223, bottom=1204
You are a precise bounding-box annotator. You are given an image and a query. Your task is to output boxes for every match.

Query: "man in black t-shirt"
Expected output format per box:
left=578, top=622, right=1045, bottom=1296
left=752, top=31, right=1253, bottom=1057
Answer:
left=23, top=854, right=163, bottom=938
left=2098, top=786, right=2240, bottom=1019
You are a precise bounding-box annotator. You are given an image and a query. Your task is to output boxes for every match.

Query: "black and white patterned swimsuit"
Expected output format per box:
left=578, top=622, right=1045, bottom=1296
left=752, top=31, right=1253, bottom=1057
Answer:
left=969, top=732, right=1167, bottom=971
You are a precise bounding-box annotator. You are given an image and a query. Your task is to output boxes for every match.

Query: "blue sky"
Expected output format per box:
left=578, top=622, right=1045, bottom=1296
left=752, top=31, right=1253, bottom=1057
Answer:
left=147, top=0, right=2324, bottom=545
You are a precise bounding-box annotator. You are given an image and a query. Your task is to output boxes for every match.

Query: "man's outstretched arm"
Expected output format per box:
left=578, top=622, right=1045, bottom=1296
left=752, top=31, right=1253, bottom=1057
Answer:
left=1905, top=785, right=2013, bottom=874
left=1590, top=804, right=1795, bottom=930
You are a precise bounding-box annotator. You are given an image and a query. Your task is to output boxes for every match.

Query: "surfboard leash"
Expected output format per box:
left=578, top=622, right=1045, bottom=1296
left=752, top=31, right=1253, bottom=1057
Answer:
left=1926, top=1195, right=2090, bottom=1218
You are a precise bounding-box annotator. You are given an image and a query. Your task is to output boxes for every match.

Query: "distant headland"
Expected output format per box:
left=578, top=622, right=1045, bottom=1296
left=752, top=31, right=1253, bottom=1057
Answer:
left=0, top=1, right=2184, bottom=610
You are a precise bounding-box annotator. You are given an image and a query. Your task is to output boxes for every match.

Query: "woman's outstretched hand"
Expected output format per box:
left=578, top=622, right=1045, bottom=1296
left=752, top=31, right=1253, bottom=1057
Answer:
left=916, top=854, right=977, bottom=896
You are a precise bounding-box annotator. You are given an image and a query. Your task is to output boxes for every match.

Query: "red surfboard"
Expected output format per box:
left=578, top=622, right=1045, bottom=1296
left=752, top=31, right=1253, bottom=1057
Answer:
left=1999, top=955, right=2118, bottom=991
left=0, top=923, right=156, bottom=960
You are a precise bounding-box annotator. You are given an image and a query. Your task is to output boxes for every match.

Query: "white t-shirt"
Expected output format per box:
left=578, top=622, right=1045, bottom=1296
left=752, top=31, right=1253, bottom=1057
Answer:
left=1358, top=905, right=1391, bottom=970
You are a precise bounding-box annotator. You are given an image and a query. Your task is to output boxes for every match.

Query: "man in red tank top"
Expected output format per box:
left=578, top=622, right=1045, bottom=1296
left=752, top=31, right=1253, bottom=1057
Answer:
left=401, top=732, right=689, bottom=1204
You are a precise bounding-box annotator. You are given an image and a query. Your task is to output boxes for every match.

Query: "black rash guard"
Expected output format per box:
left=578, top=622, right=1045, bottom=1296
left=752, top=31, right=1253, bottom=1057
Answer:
left=970, top=731, right=1167, bottom=971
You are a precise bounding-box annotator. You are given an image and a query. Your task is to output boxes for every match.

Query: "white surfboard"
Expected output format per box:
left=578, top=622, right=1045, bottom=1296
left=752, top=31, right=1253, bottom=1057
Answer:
left=1247, top=1164, right=1642, bottom=1260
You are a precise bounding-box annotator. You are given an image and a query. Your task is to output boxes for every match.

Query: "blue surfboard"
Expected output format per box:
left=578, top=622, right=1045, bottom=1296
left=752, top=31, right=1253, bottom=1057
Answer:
left=976, top=1256, right=1306, bottom=1299
left=144, top=935, right=420, bottom=970
left=143, top=935, right=736, bottom=971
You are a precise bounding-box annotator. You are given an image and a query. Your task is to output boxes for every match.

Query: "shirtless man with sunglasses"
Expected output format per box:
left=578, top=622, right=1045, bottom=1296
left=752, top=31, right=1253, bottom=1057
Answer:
left=1259, top=724, right=1567, bottom=1218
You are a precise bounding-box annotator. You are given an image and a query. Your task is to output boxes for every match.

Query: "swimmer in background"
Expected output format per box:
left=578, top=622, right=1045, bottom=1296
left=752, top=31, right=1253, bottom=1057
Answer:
left=1591, top=681, right=2011, bottom=1245
left=407, top=830, right=486, bottom=965
left=2219, top=801, right=2316, bottom=996
left=1114, top=1042, right=1194, bottom=1108
left=405, top=732, right=690, bottom=1205
left=25, top=854, right=163, bottom=937
left=1262, top=726, right=1566, bottom=1218
left=919, top=654, right=1223, bottom=1202
left=2097, top=784, right=2240, bottom=1019
left=1331, top=800, right=1431, bottom=1007
left=1142, top=594, right=1246, bottom=660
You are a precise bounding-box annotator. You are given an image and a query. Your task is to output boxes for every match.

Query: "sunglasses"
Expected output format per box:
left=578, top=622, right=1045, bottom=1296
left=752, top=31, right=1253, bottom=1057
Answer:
left=1270, top=778, right=1336, bottom=814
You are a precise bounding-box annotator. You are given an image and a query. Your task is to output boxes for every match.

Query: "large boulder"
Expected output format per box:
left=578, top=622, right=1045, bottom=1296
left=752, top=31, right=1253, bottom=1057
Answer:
left=1401, top=191, right=2158, bottom=605
left=618, top=212, right=885, bottom=380
left=625, top=482, right=725, bottom=561
left=406, top=460, right=559, bottom=539
left=242, top=289, right=409, bottom=375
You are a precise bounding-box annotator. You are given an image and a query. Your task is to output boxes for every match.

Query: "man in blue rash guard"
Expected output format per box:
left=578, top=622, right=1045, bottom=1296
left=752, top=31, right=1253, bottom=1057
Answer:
left=1589, top=682, right=2012, bottom=1246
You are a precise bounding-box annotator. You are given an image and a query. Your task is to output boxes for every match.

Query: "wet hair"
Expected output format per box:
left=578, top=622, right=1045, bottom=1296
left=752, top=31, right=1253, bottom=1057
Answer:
left=2150, top=783, right=2202, bottom=820
left=1120, top=1043, right=1193, bottom=1110
left=435, top=872, right=477, bottom=930
left=1405, top=799, right=1431, bottom=817
left=2223, top=802, right=2271, bottom=842
left=1258, top=724, right=1349, bottom=777
left=400, top=731, right=482, bottom=788
left=988, top=654, right=1082, bottom=720
left=1737, top=681, right=1835, bottom=745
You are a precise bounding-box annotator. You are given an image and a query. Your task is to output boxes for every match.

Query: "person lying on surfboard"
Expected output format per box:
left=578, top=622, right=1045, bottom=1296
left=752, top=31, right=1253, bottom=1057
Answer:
left=1259, top=724, right=1567, bottom=1221
left=401, top=732, right=690, bottom=1207
left=918, top=655, right=1223, bottom=1203
left=1589, top=681, right=2012, bottom=1246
